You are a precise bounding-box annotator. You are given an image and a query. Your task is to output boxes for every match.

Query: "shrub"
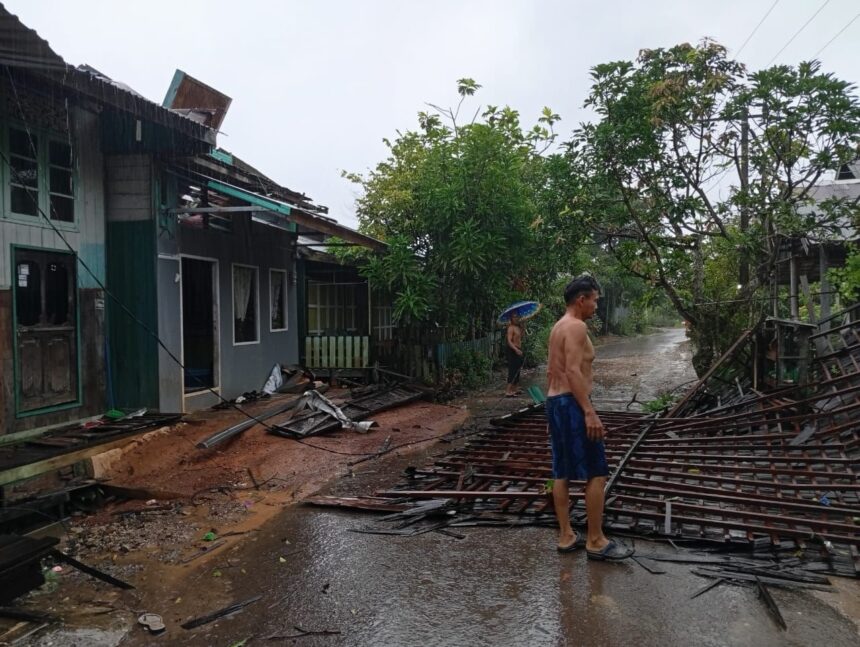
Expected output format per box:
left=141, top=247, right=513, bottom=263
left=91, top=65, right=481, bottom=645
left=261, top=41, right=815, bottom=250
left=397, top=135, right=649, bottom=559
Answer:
left=444, top=348, right=493, bottom=393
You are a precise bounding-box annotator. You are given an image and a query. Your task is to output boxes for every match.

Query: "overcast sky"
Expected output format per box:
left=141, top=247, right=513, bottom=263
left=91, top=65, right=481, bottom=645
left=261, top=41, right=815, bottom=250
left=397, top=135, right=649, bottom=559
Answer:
left=6, top=0, right=859, bottom=228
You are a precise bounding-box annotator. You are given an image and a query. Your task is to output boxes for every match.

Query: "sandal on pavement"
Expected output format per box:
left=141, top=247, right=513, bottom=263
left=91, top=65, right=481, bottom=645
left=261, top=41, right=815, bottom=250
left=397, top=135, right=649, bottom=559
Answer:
left=557, top=532, right=586, bottom=553
left=586, top=539, right=634, bottom=561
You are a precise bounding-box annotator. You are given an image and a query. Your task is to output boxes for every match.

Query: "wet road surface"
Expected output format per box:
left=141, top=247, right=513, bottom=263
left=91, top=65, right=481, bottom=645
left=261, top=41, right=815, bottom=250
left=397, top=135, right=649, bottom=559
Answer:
left=26, top=329, right=860, bottom=646
left=147, top=504, right=857, bottom=647
left=120, top=328, right=858, bottom=646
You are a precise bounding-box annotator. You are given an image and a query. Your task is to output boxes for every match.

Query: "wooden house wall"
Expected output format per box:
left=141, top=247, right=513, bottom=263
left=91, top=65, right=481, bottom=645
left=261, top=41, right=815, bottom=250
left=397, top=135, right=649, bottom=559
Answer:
left=0, top=95, right=106, bottom=434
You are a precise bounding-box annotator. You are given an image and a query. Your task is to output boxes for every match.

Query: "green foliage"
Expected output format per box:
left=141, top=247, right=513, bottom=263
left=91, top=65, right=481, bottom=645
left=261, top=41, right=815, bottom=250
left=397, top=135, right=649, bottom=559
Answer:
left=643, top=392, right=675, bottom=413
left=829, top=246, right=860, bottom=303
left=520, top=309, right=555, bottom=368
left=572, top=40, right=860, bottom=373
left=444, top=349, right=493, bottom=393
left=345, top=80, right=588, bottom=340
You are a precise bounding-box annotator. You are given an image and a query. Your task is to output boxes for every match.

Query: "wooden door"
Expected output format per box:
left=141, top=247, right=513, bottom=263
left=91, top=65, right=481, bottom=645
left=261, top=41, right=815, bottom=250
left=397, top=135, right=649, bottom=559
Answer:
left=14, top=249, right=78, bottom=411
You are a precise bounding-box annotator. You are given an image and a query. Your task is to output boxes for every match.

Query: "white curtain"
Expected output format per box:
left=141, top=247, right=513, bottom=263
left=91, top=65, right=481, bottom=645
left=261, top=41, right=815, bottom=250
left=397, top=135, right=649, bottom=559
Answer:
left=233, top=267, right=253, bottom=321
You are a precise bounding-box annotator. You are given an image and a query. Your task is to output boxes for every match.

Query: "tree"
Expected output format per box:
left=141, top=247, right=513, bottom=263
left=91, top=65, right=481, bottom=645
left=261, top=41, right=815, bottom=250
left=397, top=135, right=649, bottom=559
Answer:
left=345, top=80, right=586, bottom=340
left=572, top=40, right=860, bottom=372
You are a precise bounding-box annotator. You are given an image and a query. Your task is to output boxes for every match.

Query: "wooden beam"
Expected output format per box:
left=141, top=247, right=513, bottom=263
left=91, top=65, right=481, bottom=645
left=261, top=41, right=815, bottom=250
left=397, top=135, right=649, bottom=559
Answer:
left=0, top=435, right=147, bottom=487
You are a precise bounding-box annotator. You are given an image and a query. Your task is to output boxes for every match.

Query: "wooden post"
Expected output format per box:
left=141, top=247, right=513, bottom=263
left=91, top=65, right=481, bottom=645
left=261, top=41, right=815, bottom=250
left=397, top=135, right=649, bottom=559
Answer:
left=789, top=254, right=799, bottom=319
left=819, top=246, right=831, bottom=328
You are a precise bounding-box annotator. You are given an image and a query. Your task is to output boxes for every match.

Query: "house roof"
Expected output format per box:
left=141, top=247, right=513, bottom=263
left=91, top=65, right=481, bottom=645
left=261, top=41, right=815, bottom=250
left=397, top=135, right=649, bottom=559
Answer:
left=0, top=4, right=214, bottom=145
left=1, top=4, right=381, bottom=253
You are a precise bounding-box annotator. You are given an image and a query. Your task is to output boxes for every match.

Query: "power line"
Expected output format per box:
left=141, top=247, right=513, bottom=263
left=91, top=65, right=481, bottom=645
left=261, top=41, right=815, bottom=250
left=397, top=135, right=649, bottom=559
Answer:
left=812, top=11, right=860, bottom=58
left=766, top=0, right=831, bottom=66
left=735, top=0, right=782, bottom=58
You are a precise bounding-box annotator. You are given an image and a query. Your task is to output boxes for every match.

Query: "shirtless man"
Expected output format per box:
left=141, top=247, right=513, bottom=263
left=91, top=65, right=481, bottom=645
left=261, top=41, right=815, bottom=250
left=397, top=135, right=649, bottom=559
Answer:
left=545, top=275, right=633, bottom=560
left=505, top=313, right=524, bottom=397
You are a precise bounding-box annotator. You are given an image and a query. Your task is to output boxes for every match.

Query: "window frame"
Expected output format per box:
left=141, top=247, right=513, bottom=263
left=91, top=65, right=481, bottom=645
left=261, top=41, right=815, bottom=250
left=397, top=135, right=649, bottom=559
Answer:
left=231, top=263, right=260, bottom=346
left=2, top=121, right=79, bottom=228
left=269, top=268, right=289, bottom=332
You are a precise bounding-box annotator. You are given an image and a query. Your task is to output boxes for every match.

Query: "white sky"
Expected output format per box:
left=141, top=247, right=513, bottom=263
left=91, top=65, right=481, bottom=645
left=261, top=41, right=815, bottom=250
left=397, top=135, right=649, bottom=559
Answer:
left=5, top=0, right=859, bottom=228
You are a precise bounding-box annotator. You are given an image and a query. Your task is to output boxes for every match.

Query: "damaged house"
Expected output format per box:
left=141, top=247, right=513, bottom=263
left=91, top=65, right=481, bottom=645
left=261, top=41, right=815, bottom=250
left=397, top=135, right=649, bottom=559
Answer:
left=0, top=6, right=388, bottom=436
left=0, top=7, right=213, bottom=434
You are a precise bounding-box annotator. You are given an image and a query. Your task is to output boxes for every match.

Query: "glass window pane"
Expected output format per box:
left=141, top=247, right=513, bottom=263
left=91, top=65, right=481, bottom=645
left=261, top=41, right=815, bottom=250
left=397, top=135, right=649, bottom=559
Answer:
left=50, top=195, right=74, bottom=222
left=50, top=167, right=73, bottom=195
left=49, top=140, right=72, bottom=167
left=9, top=128, right=36, bottom=158
left=10, top=155, right=38, bottom=187
left=11, top=186, right=38, bottom=216
left=308, top=307, right=318, bottom=332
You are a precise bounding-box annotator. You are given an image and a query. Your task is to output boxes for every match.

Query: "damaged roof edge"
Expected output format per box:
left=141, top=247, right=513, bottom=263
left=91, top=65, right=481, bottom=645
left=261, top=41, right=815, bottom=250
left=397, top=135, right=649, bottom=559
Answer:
left=207, top=179, right=387, bottom=252
left=0, top=5, right=215, bottom=145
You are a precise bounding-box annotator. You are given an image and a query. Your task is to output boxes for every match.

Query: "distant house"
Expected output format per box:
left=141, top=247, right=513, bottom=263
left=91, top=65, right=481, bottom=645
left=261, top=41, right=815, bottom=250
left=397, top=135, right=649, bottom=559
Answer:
left=295, top=231, right=394, bottom=376
left=0, top=6, right=212, bottom=434
left=777, top=161, right=860, bottom=322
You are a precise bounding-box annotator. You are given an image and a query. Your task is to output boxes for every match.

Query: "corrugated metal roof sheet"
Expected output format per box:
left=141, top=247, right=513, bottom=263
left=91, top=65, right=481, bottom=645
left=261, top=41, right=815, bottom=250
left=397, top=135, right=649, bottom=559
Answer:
left=0, top=4, right=214, bottom=144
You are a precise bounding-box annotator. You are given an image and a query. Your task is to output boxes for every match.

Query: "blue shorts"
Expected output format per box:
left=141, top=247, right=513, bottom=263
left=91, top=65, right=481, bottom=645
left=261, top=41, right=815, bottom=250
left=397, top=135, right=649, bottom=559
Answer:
left=545, top=393, right=609, bottom=481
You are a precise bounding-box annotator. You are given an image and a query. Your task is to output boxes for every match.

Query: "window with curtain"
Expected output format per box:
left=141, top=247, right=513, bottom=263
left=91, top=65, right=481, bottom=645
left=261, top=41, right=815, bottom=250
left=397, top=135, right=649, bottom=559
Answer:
left=270, top=269, right=287, bottom=331
left=233, top=265, right=258, bottom=344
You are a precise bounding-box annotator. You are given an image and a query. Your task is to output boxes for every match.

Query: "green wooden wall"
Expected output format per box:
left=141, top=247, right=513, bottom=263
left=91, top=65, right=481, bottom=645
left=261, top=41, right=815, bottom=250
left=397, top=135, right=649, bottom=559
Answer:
left=106, top=220, right=159, bottom=408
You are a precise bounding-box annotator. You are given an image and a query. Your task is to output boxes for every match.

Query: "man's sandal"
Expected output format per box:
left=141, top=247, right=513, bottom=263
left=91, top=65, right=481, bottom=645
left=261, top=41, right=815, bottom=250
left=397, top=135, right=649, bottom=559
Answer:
left=586, top=539, right=634, bottom=561
left=557, top=532, right=586, bottom=553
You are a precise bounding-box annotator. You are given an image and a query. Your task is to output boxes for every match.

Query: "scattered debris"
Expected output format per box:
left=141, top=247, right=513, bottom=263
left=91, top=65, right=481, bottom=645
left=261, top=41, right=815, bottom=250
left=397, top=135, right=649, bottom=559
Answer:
left=271, top=385, right=426, bottom=439
left=181, top=539, right=227, bottom=564
left=755, top=577, right=787, bottom=631
left=50, top=549, right=135, bottom=590
left=312, top=312, right=859, bottom=591
left=690, top=578, right=724, bottom=599
left=0, top=535, right=59, bottom=604
left=180, top=595, right=262, bottom=630
left=0, top=413, right=182, bottom=487
left=138, top=612, right=166, bottom=635
left=266, top=625, right=341, bottom=639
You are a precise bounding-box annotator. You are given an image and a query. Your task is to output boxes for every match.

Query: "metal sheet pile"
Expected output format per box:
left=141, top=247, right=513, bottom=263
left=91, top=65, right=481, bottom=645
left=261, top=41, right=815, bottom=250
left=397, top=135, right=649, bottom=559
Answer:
left=337, top=310, right=860, bottom=558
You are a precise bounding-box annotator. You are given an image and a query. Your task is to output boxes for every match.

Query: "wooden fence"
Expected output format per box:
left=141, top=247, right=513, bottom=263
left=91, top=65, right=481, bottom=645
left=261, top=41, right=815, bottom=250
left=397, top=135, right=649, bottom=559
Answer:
left=304, top=331, right=503, bottom=383
left=378, top=330, right=503, bottom=382
left=304, top=335, right=371, bottom=370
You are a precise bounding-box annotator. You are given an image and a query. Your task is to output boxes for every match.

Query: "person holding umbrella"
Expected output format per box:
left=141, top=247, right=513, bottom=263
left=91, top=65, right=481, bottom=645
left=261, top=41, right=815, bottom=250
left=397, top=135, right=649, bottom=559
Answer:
left=505, top=313, right=525, bottom=397
left=498, top=301, right=541, bottom=398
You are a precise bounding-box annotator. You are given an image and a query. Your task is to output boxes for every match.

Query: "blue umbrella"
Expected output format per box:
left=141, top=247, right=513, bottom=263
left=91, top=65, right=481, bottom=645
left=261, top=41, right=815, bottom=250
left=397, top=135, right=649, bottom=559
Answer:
left=497, top=301, right=542, bottom=325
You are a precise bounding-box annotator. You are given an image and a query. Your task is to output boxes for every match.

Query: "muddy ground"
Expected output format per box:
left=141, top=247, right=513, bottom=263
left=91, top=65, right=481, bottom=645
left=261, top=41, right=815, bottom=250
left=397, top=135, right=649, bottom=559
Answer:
left=8, top=328, right=860, bottom=646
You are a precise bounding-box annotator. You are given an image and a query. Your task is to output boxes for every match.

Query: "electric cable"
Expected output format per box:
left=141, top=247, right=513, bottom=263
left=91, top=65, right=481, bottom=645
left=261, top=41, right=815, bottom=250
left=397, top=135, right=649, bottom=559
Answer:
left=812, top=11, right=860, bottom=58
left=766, top=0, right=831, bottom=66
left=735, top=0, right=781, bottom=58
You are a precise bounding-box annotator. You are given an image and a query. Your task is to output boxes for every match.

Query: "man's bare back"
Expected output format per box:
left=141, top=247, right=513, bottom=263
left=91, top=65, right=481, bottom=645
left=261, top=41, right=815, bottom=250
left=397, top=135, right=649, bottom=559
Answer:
left=547, top=314, right=594, bottom=398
